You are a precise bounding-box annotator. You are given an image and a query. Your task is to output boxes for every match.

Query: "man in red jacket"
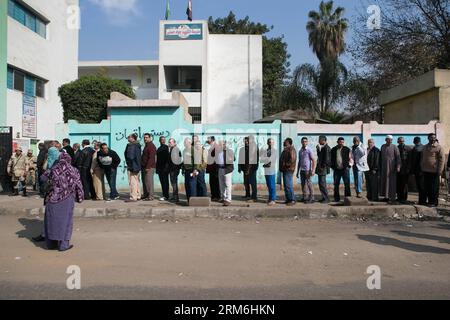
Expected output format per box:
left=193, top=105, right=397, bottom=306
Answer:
left=141, top=133, right=157, bottom=201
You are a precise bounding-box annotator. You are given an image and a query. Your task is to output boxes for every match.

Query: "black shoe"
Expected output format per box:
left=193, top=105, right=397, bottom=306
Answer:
left=32, top=235, right=46, bottom=242
left=59, top=245, right=74, bottom=252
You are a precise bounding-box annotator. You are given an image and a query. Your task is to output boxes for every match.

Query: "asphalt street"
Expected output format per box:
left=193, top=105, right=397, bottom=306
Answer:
left=0, top=215, right=449, bottom=300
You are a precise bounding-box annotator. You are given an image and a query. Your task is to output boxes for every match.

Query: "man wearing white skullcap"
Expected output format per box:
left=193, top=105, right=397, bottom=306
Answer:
left=380, top=135, right=401, bottom=203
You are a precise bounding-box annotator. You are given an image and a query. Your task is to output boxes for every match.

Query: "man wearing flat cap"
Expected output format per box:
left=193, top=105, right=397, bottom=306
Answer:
left=7, top=147, right=29, bottom=197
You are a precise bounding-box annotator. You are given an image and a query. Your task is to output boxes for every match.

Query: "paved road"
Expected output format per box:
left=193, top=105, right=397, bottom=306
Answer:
left=0, top=215, right=449, bottom=299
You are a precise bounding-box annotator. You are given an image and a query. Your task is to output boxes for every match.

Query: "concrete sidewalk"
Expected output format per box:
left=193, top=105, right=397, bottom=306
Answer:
left=0, top=189, right=446, bottom=221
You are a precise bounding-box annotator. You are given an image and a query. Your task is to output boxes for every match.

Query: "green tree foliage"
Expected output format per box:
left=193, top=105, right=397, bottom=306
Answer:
left=293, top=60, right=348, bottom=116
left=288, top=1, right=348, bottom=119
left=307, top=0, right=348, bottom=63
left=352, top=0, right=450, bottom=93
left=208, top=12, right=291, bottom=116
left=58, top=75, right=135, bottom=123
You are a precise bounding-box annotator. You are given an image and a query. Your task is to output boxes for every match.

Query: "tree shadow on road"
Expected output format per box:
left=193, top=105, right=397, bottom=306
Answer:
left=16, top=218, right=46, bottom=249
left=356, top=234, right=450, bottom=254
left=432, top=223, right=450, bottom=231
left=391, top=230, right=450, bottom=245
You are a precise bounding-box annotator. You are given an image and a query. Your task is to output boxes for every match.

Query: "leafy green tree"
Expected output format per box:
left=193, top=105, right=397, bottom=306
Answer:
left=351, top=0, right=450, bottom=92
left=293, top=60, right=348, bottom=115
left=343, top=73, right=380, bottom=119
left=58, top=75, right=135, bottom=123
left=286, top=0, right=349, bottom=120
left=208, top=12, right=291, bottom=116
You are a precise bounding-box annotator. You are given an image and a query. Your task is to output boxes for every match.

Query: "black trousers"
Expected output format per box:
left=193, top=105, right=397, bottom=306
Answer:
left=333, top=168, right=351, bottom=202
left=397, top=173, right=409, bottom=202
left=80, top=167, right=96, bottom=200
left=209, top=171, right=221, bottom=199
left=365, top=171, right=379, bottom=202
left=318, top=175, right=329, bottom=202
left=423, top=172, right=440, bottom=206
left=414, top=173, right=426, bottom=205
left=169, top=170, right=179, bottom=200
left=158, top=172, right=170, bottom=199
left=244, top=172, right=257, bottom=200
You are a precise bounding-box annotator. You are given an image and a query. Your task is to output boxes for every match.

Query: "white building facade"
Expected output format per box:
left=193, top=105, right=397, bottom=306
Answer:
left=5, top=0, right=79, bottom=141
left=79, top=20, right=263, bottom=124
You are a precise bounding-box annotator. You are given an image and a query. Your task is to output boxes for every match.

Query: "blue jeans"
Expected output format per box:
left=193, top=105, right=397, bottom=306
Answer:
left=282, top=172, right=295, bottom=203
left=334, top=168, right=351, bottom=202
left=265, top=175, right=277, bottom=202
left=353, top=167, right=364, bottom=194
left=185, top=170, right=207, bottom=199
left=197, top=170, right=207, bottom=197
left=104, top=168, right=119, bottom=199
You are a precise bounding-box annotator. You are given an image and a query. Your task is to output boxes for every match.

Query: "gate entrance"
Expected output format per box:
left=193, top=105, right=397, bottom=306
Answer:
left=0, top=127, right=13, bottom=193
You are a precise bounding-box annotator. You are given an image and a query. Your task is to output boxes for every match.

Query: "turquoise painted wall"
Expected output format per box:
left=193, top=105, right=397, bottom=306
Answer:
left=0, top=0, right=7, bottom=126
left=68, top=106, right=435, bottom=191
left=372, top=134, right=427, bottom=148
left=69, top=107, right=283, bottom=190
left=110, top=107, right=186, bottom=187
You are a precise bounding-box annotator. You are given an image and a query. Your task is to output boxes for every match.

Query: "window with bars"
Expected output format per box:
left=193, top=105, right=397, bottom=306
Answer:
left=189, top=107, right=202, bottom=124
left=8, top=0, right=47, bottom=38
left=7, top=66, right=46, bottom=98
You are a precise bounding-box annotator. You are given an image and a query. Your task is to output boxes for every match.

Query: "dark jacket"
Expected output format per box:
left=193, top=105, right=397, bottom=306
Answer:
left=125, top=142, right=142, bottom=173
left=142, top=142, right=157, bottom=170
left=316, top=144, right=331, bottom=176
left=447, top=152, right=450, bottom=171
left=206, top=143, right=218, bottom=174
left=238, top=145, right=259, bottom=174
left=77, top=147, right=95, bottom=169
left=169, top=146, right=182, bottom=172
left=156, top=144, right=170, bottom=174
left=398, top=144, right=412, bottom=175
left=331, top=146, right=351, bottom=170
left=72, top=150, right=81, bottom=167
left=63, top=145, right=75, bottom=159
left=410, top=144, right=424, bottom=175
left=367, top=147, right=381, bottom=173
left=36, top=149, right=47, bottom=172
left=97, top=149, right=121, bottom=170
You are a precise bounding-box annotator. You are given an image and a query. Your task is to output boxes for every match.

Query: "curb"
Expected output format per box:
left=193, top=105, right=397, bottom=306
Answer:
left=0, top=204, right=443, bottom=222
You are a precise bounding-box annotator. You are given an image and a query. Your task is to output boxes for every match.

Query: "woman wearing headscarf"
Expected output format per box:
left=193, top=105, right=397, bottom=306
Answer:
left=40, top=152, right=84, bottom=251
left=32, top=147, right=61, bottom=243
left=46, top=147, right=60, bottom=170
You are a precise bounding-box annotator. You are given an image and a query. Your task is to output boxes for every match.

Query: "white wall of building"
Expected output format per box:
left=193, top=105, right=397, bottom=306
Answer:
left=78, top=64, right=159, bottom=100
left=207, top=34, right=263, bottom=124
left=7, top=0, right=79, bottom=140
left=77, top=20, right=263, bottom=124
left=158, top=20, right=208, bottom=111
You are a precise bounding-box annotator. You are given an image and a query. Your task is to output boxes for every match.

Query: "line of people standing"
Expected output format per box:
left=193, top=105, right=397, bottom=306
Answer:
left=29, top=132, right=447, bottom=208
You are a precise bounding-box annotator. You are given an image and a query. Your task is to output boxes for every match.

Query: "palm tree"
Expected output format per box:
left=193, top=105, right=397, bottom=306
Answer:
left=293, top=60, right=348, bottom=115
left=307, top=1, right=348, bottom=63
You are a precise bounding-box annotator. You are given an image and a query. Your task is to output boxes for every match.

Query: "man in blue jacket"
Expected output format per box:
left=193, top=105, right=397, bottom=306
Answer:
left=124, top=134, right=142, bottom=202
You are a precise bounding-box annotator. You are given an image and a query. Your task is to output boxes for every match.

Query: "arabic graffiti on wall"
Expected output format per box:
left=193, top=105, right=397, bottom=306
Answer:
left=114, top=127, right=171, bottom=142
